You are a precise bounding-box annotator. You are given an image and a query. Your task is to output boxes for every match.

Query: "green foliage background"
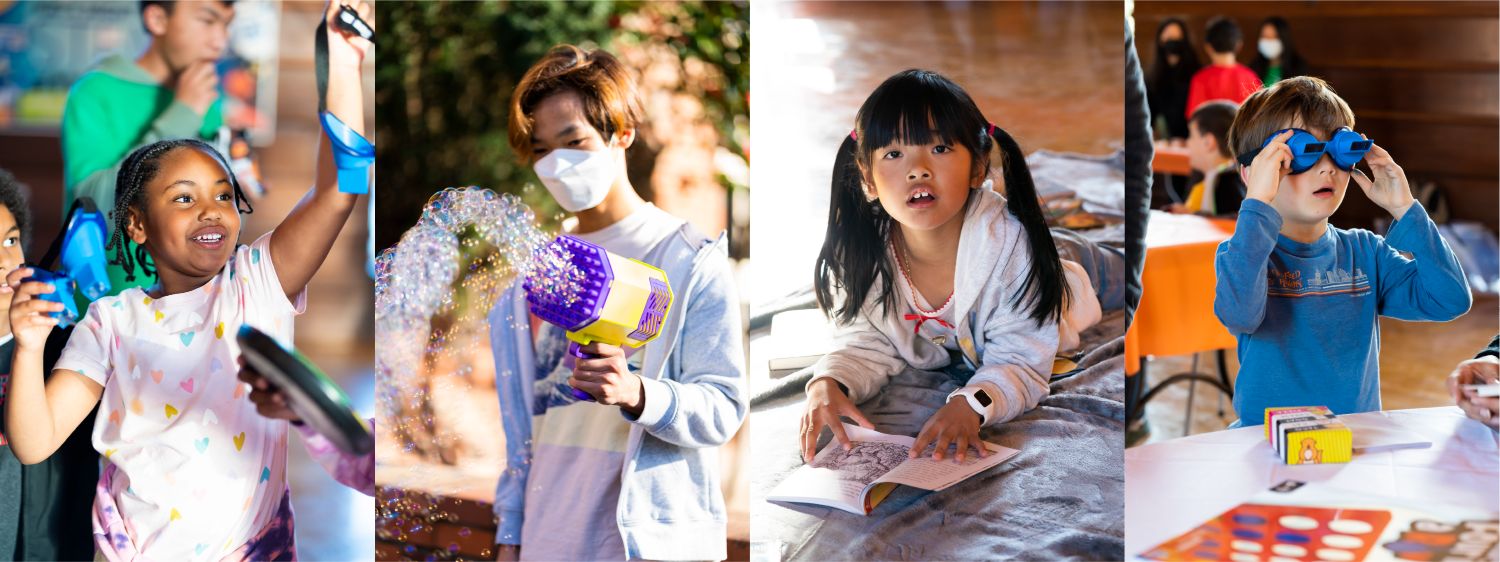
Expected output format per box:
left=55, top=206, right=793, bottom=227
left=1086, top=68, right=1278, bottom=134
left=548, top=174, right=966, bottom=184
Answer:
left=374, top=1, right=748, bottom=252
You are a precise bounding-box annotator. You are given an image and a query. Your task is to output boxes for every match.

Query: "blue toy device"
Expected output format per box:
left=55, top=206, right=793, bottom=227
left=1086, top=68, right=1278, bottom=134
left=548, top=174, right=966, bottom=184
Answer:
left=1236, top=127, right=1372, bottom=174
left=316, top=3, right=375, bottom=195
left=25, top=198, right=111, bottom=327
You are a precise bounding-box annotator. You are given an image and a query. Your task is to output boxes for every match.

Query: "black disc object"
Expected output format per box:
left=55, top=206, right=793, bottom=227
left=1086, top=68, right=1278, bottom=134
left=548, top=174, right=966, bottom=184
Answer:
left=237, top=325, right=373, bottom=456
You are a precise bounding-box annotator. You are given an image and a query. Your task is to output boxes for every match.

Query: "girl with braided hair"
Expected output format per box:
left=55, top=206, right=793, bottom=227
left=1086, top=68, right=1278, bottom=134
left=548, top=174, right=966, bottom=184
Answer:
left=0, top=2, right=371, bottom=559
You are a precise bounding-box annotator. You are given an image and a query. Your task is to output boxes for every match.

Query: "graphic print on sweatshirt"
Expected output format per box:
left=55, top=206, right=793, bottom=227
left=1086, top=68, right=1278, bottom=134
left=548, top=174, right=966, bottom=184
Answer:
left=1265, top=263, right=1372, bottom=299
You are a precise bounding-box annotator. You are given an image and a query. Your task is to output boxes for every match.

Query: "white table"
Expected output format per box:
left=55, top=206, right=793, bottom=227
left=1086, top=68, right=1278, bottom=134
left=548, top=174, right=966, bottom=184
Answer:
left=1125, top=407, right=1499, bottom=557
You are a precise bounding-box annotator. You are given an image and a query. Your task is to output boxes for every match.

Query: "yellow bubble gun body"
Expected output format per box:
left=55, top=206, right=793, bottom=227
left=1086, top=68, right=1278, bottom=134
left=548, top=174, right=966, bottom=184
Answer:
left=523, top=235, right=673, bottom=401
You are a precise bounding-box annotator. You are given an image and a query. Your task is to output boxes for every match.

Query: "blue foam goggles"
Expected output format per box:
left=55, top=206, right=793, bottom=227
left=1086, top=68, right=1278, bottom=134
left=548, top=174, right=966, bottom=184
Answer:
left=24, top=199, right=111, bottom=327
left=321, top=111, right=374, bottom=194
left=1236, top=127, right=1372, bottom=175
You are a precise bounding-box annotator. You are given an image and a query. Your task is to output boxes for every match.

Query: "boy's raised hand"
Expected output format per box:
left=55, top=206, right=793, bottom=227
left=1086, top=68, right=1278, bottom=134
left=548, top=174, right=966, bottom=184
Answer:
left=1351, top=142, right=1416, bottom=221
left=911, top=397, right=988, bottom=463
left=3, top=267, right=62, bottom=351
left=800, top=378, right=874, bottom=463
left=175, top=61, right=219, bottom=117
left=1244, top=129, right=1295, bottom=204
left=325, top=1, right=372, bottom=72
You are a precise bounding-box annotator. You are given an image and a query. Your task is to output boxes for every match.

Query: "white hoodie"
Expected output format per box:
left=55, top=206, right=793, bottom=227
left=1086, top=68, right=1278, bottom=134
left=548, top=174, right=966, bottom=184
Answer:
left=809, top=187, right=1066, bottom=426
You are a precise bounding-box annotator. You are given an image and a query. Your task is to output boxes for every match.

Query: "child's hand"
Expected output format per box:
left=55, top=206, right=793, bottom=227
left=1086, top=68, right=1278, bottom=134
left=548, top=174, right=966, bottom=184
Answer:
left=493, top=544, right=520, bottom=562
left=800, top=378, right=874, bottom=462
left=236, top=356, right=302, bottom=423
left=1447, top=355, right=1498, bottom=430
left=910, top=397, right=988, bottom=462
left=174, top=61, right=219, bottom=117
left=324, top=1, right=372, bottom=73
left=570, top=343, right=645, bottom=414
left=1244, top=130, right=1295, bottom=204
left=1351, top=142, right=1416, bottom=221
left=3, top=267, right=61, bottom=352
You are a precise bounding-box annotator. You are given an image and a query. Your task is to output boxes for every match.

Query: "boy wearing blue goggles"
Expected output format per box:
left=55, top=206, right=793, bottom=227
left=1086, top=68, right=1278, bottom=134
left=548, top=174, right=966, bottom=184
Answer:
left=1235, top=126, right=1373, bottom=174
left=1213, top=76, right=1471, bottom=428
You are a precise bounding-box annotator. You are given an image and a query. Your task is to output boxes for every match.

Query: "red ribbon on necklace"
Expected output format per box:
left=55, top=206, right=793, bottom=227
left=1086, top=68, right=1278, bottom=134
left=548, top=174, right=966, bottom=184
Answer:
left=903, top=313, right=953, bottom=335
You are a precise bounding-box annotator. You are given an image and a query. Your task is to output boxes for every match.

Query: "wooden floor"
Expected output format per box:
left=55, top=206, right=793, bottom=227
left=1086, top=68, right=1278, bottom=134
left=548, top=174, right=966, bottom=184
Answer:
left=750, top=0, right=1123, bottom=303
left=1135, top=296, right=1499, bottom=443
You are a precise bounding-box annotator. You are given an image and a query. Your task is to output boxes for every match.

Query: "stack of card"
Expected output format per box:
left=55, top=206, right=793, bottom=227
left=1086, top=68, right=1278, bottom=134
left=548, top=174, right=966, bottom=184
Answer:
left=1264, top=406, right=1352, bottom=465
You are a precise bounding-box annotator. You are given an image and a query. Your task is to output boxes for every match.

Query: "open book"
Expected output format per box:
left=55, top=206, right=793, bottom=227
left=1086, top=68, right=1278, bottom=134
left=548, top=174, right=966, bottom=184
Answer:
left=767, top=423, right=1019, bottom=515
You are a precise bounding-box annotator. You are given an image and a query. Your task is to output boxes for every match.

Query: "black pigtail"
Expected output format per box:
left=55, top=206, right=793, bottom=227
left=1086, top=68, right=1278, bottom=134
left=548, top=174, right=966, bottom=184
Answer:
left=814, top=134, right=894, bottom=325
left=990, top=126, right=1069, bottom=326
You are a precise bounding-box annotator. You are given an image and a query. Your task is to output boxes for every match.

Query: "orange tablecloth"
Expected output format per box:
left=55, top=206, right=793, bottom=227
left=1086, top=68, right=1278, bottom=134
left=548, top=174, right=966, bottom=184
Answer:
left=1151, top=142, right=1191, bottom=176
left=1125, top=211, right=1239, bottom=375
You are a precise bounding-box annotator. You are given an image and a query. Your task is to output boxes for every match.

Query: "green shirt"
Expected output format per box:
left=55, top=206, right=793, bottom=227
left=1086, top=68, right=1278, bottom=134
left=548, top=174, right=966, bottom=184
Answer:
left=60, top=54, right=223, bottom=298
left=1264, top=64, right=1283, bottom=86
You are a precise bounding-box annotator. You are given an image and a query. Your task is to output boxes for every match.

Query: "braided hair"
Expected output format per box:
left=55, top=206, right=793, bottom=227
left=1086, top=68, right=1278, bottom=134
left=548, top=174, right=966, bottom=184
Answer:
left=109, top=138, right=254, bottom=281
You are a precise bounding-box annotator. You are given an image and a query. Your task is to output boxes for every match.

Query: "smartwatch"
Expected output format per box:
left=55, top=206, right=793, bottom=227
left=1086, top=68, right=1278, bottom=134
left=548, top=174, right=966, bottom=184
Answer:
left=947, top=386, right=994, bottom=425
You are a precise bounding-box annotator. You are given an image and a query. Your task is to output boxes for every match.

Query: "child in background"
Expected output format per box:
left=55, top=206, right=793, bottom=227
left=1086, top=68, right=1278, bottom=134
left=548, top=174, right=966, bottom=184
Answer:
left=1186, top=16, right=1262, bottom=119
left=1215, top=76, right=1471, bottom=425
left=800, top=69, right=1094, bottom=464
left=1169, top=100, right=1245, bottom=216
left=62, top=0, right=234, bottom=299
left=487, top=45, right=746, bottom=561
left=3, top=2, right=372, bottom=558
left=0, top=169, right=95, bottom=561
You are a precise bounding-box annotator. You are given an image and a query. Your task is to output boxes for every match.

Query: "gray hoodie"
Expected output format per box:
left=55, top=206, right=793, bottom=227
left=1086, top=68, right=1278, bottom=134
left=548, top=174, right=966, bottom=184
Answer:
left=809, top=187, right=1060, bottom=425
left=489, top=222, right=747, bottom=560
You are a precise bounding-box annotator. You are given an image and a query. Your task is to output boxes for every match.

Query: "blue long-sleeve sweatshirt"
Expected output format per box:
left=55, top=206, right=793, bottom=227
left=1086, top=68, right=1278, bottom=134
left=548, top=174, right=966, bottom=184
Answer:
left=1214, top=199, right=1471, bottom=425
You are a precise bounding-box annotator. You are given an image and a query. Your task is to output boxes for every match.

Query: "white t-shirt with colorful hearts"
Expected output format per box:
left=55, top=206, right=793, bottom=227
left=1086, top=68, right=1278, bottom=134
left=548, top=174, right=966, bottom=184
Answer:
left=56, top=231, right=305, bottom=561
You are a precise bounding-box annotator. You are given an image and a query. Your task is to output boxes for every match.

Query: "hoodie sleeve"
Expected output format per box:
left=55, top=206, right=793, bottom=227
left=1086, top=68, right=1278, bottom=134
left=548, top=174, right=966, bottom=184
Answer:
left=489, top=284, right=533, bottom=546
left=624, top=244, right=747, bottom=449
left=1214, top=198, right=1282, bottom=334
left=960, top=234, right=1061, bottom=426
left=1374, top=202, right=1472, bottom=321
left=806, top=305, right=908, bottom=405
left=293, top=420, right=374, bottom=496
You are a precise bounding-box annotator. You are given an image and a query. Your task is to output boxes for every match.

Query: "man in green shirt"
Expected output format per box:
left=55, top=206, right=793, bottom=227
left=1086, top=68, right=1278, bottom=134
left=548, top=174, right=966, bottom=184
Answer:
left=61, top=0, right=233, bottom=296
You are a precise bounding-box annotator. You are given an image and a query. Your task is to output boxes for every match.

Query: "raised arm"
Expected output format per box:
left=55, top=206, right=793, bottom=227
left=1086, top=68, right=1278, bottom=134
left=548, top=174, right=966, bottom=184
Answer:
left=3, top=268, right=104, bottom=464
left=269, top=1, right=371, bottom=300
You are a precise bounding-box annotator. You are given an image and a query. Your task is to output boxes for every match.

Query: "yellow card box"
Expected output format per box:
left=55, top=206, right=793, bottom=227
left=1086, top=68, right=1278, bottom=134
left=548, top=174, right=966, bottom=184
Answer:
left=1278, top=420, right=1352, bottom=465
left=1263, top=406, right=1333, bottom=445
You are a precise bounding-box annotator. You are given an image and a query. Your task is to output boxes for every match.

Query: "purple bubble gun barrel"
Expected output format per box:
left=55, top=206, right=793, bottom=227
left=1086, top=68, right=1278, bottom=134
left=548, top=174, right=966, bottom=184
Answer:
left=523, top=235, right=673, bottom=401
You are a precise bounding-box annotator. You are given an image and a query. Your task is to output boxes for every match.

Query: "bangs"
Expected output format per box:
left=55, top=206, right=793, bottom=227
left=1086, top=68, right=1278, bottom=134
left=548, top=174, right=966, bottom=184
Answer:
left=1230, top=76, right=1356, bottom=156
left=855, top=70, right=986, bottom=157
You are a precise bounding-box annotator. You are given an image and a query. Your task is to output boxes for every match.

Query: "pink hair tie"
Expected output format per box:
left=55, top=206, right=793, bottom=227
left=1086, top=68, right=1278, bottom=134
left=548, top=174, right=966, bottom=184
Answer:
left=987, top=122, right=997, bottom=137
left=850, top=129, right=858, bottom=141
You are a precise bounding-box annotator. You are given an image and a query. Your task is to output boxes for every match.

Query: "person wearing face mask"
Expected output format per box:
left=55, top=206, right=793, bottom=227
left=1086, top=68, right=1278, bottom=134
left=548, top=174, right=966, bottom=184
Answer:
left=487, top=45, right=746, bottom=562
left=1248, top=17, right=1309, bottom=86
left=1146, top=17, right=1202, bottom=140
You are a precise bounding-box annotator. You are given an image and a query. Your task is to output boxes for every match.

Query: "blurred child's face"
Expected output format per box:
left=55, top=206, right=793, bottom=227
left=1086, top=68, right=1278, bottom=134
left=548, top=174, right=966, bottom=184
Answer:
left=1262, top=125, right=1351, bottom=225
left=1261, top=24, right=1280, bottom=41
left=864, top=137, right=978, bottom=233
left=1159, top=23, right=1184, bottom=44
left=1186, top=120, right=1220, bottom=173
left=145, top=0, right=233, bottom=72
left=0, top=205, right=23, bottom=315
left=127, top=147, right=242, bottom=282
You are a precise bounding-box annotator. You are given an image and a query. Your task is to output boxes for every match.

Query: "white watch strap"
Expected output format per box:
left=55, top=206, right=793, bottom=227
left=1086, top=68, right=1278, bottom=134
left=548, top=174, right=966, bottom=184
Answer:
left=947, top=387, right=992, bottom=426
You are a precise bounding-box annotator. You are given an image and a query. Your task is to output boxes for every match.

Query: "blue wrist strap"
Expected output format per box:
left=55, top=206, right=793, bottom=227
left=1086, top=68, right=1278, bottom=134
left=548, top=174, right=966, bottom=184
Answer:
left=320, top=111, right=373, bottom=194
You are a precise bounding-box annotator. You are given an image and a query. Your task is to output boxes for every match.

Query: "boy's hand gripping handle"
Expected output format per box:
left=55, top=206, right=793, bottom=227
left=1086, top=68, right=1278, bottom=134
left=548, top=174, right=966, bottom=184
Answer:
left=567, top=341, right=598, bottom=402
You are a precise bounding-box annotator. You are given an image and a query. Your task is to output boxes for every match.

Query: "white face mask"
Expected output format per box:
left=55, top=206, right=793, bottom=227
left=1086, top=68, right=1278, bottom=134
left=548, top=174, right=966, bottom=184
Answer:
left=1258, top=38, right=1284, bottom=60
left=533, top=146, right=618, bottom=213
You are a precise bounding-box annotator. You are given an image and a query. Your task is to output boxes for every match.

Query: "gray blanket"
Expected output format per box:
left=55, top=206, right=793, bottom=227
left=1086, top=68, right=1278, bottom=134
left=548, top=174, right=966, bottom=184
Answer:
left=749, top=312, right=1125, bottom=561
